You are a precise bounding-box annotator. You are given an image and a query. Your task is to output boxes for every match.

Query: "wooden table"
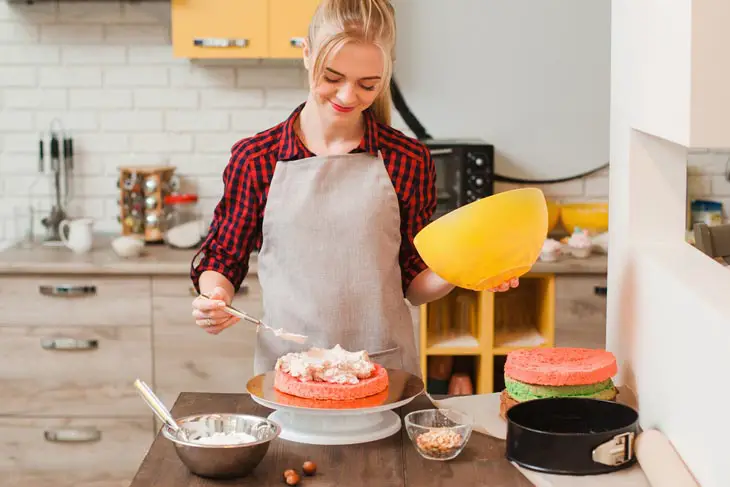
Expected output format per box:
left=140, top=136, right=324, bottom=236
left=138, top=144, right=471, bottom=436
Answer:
left=129, top=393, right=531, bottom=487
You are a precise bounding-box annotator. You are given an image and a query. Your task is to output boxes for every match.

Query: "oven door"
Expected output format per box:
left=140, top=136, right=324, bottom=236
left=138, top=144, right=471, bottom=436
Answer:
left=430, top=147, right=461, bottom=219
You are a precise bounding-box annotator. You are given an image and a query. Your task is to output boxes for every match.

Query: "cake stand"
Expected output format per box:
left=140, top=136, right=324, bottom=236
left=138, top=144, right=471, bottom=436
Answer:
left=246, top=369, right=424, bottom=445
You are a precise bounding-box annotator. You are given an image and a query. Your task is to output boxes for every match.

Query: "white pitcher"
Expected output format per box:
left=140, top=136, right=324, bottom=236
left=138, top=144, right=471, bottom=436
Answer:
left=59, top=218, right=94, bottom=254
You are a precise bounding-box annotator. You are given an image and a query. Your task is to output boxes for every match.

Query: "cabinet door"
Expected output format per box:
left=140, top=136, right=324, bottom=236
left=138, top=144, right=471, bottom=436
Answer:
left=152, top=277, right=261, bottom=407
left=269, top=0, right=320, bottom=58
left=171, top=0, right=268, bottom=59
left=554, top=275, right=607, bottom=349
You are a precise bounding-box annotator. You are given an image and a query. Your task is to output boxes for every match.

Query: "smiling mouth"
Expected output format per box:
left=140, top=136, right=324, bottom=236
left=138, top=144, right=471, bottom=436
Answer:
left=330, top=101, right=354, bottom=113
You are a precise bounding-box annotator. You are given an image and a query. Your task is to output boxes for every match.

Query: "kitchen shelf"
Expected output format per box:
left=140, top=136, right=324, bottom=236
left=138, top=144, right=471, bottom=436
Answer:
left=419, top=274, right=555, bottom=394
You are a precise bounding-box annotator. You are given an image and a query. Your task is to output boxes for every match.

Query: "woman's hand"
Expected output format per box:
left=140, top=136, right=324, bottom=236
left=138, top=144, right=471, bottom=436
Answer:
left=487, top=277, right=519, bottom=292
left=192, top=286, right=240, bottom=335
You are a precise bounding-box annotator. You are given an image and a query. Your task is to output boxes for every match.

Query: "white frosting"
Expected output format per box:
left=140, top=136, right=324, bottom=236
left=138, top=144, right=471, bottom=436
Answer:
left=568, top=229, right=592, bottom=248
left=275, top=344, right=376, bottom=385
left=541, top=238, right=562, bottom=253
left=190, top=431, right=257, bottom=446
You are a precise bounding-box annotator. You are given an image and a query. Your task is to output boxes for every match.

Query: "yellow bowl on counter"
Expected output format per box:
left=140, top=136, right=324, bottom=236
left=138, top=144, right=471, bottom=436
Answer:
left=414, top=188, right=548, bottom=291
left=546, top=200, right=561, bottom=234
left=559, top=202, right=609, bottom=234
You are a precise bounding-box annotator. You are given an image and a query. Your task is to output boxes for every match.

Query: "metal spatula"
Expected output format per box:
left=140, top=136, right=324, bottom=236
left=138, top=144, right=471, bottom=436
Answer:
left=198, top=293, right=308, bottom=344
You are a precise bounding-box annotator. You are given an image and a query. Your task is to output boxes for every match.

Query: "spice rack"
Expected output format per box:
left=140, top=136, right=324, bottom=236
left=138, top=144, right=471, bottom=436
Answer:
left=117, top=165, right=177, bottom=243
left=419, top=274, right=555, bottom=394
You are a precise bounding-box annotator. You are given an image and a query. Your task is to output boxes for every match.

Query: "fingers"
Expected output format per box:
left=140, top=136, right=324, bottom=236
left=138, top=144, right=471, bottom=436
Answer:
left=192, top=308, right=231, bottom=321
left=200, top=316, right=239, bottom=335
left=487, top=278, right=520, bottom=293
left=193, top=295, right=227, bottom=311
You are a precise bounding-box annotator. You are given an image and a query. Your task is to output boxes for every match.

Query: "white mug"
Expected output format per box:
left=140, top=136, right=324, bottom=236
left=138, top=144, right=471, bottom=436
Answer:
left=59, top=218, right=94, bottom=254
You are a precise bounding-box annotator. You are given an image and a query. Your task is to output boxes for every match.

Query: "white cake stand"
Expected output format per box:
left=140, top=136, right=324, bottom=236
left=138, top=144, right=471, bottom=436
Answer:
left=246, top=369, right=424, bottom=445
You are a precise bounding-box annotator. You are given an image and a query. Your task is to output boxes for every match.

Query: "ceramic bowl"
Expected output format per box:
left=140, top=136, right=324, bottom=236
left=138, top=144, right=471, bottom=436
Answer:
left=111, top=235, right=145, bottom=258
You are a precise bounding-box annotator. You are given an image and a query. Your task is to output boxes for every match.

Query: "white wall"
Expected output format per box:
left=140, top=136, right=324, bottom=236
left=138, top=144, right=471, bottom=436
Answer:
left=0, top=0, right=728, bottom=244
left=608, top=1, right=730, bottom=486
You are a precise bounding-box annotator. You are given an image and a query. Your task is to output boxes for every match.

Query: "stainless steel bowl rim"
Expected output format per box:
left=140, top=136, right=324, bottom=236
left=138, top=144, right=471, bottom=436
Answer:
left=160, top=413, right=281, bottom=448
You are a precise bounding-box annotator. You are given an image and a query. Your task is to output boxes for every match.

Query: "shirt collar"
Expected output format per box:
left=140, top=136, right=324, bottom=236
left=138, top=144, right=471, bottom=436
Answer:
left=277, top=102, right=381, bottom=161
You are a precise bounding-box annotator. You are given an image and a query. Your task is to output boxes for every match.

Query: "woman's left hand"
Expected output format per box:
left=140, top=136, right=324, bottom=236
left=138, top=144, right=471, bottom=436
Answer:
left=487, top=277, right=519, bottom=293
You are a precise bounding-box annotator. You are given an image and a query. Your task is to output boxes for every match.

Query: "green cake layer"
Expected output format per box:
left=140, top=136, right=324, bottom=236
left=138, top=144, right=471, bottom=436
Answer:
left=505, top=376, right=617, bottom=403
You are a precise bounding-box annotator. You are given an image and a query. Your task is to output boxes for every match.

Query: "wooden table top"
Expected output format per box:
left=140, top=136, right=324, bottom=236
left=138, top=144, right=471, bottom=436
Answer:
left=129, top=393, right=531, bottom=487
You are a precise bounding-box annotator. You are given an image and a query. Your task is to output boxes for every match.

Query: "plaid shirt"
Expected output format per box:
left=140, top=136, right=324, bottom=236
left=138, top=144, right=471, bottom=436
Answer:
left=190, top=103, right=436, bottom=296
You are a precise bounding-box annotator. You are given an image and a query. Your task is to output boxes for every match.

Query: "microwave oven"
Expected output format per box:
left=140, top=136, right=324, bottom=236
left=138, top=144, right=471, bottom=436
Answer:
left=423, top=138, right=495, bottom=220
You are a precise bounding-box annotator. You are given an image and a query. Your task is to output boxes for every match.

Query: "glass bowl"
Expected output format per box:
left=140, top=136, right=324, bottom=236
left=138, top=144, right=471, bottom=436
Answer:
left=404, top=409, right=473, bottom=461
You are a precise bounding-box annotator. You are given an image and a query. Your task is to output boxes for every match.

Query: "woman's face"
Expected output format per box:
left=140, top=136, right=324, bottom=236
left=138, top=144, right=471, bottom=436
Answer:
left=305, top=40, right=385, bottom=121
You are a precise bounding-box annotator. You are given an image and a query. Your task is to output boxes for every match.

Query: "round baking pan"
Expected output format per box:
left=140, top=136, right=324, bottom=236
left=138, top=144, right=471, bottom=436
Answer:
left=505, top=397, right=639, bottom=475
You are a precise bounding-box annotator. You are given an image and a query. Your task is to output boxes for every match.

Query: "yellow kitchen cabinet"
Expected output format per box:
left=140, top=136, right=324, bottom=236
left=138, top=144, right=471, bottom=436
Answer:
left=171, top=0, right=319, bottom=59
left=171, top=0, right=269, bottom=59
left=269, top=0, right=320, bottom=58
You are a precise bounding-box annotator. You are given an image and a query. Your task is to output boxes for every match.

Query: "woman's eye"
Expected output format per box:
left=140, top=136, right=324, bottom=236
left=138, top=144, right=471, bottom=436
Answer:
left=360, top=85, right=376, bottom=91
left=324, top=76, right=341, bottom=83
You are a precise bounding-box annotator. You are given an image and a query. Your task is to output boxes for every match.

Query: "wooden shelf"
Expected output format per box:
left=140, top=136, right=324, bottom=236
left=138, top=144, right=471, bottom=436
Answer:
left=419, top=274, right=555, bottom=394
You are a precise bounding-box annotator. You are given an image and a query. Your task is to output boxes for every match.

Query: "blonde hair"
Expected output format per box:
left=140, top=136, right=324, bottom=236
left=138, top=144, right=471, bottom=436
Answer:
left=307, top=0, right=396, bottom=125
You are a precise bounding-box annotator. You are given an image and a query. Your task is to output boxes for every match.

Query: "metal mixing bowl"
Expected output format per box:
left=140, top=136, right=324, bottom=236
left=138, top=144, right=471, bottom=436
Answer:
left=161, top=413, right=281, bottom=479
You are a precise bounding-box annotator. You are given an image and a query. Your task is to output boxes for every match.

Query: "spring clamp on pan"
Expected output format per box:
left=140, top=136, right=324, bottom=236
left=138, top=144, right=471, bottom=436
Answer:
left=592, top=431, right=635, bottom=466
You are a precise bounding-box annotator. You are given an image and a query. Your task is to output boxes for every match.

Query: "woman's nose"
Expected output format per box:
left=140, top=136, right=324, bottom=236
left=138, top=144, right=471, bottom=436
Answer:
left=337, top=83, right=357, bottom=104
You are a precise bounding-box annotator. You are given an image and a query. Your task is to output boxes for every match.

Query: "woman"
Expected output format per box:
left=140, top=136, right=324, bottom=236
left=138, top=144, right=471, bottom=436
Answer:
left=190, top=0, right=518, bottom=377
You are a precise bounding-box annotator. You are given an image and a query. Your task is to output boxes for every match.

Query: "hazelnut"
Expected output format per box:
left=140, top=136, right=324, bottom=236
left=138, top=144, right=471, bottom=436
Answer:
left=285, top=472, right=300, bottom=485
left=302, top=460, right=317, bottom=476
left=283, top=469, right=296, bottom=480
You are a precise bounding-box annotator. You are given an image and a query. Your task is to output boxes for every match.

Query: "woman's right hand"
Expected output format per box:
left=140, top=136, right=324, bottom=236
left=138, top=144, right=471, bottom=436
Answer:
left=192, top=286, right=240, bottom=335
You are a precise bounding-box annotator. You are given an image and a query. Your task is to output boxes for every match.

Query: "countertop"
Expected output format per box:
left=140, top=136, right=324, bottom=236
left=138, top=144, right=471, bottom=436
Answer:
left=0, top=236, right=606, bottom=276
left=129, top=393, right=531, bottom=487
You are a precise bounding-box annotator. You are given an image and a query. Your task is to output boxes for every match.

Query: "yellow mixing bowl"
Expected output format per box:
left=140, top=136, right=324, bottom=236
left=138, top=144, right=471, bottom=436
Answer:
left=546, top=199, right=561, bottom=234
left=559, top=202, right=609, bottom=234
left=414, top=188, right=548, bottom=291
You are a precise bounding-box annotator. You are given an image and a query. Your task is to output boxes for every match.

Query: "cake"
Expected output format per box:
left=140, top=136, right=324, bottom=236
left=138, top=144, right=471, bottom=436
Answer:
left=566, top=228, right=593, bottom=258
left=274, top=344, right=389, bottom=401
left=539, top=238, right=563, bottom=262
left=500, top=347, right=618, bottom=419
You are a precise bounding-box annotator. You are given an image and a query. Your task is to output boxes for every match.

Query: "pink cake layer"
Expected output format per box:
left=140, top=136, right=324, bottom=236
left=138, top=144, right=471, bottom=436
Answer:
left=274, top=364, right=389, bottom=400
left=504, top=347, right=617, bottom=386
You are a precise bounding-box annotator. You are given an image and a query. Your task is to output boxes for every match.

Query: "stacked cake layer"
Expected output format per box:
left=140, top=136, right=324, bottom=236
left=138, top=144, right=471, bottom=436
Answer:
left=500, top=347, right=618, bottom=418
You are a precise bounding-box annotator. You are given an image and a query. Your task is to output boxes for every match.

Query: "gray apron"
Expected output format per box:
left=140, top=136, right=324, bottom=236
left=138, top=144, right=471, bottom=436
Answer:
left=254, top=151, right=420, bottom=378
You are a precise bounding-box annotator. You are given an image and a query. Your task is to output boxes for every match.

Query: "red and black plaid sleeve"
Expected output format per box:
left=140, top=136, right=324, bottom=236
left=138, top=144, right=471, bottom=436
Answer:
left=378, top=125, right=437, bottom=295
left=190, top=134, right=277, bottom=293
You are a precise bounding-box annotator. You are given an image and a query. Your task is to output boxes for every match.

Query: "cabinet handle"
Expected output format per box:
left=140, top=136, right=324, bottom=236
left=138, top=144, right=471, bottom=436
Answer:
left=189, top=282, right=249, bottom=297
left=193, top=37, right=249, bottom=48
left=594, top=286, right=607, bottom=296
left=41, top=338, right=99, bottom=351
left=44, top=427, right=101, bottom=443
left=39, top=285, right=96, bottom=297
left=290, top=37, right=305, bottom=48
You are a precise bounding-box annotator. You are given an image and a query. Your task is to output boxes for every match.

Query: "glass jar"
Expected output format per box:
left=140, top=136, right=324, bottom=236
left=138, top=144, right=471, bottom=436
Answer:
left=163, top=193, right=202, bottom=248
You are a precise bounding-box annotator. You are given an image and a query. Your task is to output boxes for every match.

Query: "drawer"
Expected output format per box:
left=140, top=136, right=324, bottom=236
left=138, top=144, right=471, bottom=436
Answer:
left=0, top=276, right=151, bottom=327
left=0, top=417, right=152, bottom=487
left=152, top=293, right=259, bottom=407
left=152, top=275, right=260, bottom=304
left=0, top=326, right=152, bottom=417
left=554, top=275, right=607, bottom=349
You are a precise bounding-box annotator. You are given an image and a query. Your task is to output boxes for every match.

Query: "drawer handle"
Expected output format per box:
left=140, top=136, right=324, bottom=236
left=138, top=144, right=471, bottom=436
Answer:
left=290, top=37, right=305, bottom=48
left=193, top=37, right=249, bottom=48
left=189, top=282, right=249, bottom=297
left=41, top=338, right=99, bottom=351
left=39, top=285, right=96, bottom=297
left=594, top=286, right=607, bottom=296
left=44, top=427, right=101, bottom=443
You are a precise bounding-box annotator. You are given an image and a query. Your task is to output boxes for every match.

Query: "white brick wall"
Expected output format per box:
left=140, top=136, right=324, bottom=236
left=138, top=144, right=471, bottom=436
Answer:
left=0, top=1, right=728, bottom=242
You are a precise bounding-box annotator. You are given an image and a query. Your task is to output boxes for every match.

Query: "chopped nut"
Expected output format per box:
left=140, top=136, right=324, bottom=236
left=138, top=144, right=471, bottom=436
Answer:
left=415, top=428, right=464, bottom=459
left=285, top=472, right=300, bottom=485
left=283, top=469, right=296, bottom=480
